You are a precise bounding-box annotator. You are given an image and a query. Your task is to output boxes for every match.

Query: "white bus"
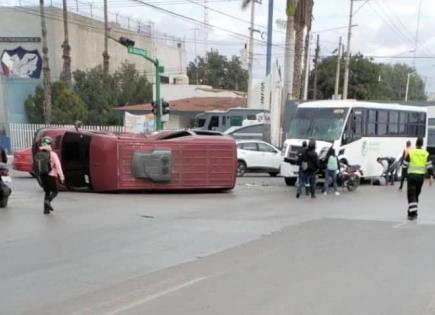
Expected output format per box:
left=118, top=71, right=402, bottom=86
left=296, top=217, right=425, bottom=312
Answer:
left=281, top=100, right=428, bottom=185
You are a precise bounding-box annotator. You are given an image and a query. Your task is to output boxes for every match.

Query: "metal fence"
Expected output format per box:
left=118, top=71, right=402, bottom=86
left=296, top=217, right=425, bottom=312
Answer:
left=9, top=123, right=125, bottom=151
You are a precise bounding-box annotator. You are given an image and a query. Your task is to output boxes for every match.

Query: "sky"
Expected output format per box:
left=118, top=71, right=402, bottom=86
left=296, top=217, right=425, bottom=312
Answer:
left=111, top=0, right=435, bottom=94
left=5, top=0, right=435, bottom=94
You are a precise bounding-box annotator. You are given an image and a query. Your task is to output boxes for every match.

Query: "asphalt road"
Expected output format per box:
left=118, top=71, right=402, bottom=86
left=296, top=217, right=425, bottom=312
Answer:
left=1, top=172, right=435, bottom=315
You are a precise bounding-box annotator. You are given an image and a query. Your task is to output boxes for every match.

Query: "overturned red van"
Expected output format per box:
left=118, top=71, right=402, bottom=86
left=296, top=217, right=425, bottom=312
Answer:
left=33, top=128, right=237, bottom=192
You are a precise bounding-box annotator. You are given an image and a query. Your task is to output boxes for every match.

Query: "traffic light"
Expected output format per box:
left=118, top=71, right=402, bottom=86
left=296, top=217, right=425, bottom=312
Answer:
left=119, top=36, right=135, bottom=47
left=161, top=99, right=170, bottom=116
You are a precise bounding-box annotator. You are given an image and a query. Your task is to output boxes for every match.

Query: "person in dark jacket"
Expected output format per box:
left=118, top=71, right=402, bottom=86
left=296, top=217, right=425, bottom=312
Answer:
left=296, top=141, right=308, bottom=198
left=0, top=145, right=6, bottom=164
left=297, top=139, right=320, bottom=198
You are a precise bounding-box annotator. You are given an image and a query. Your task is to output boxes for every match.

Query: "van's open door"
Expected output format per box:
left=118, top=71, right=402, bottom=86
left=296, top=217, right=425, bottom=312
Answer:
left=61, top=132, right=92, bottom=191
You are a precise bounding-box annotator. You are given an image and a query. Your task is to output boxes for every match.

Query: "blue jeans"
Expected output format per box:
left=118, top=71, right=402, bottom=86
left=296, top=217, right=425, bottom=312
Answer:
left=324, top=169, right=338, bottom=193
left=298, top=172, right=316, bottom=196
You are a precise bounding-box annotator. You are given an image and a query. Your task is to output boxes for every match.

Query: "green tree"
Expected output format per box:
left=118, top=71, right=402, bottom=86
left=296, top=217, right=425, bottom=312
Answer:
left=114, top=61, right=153, bottom=106
left=25, top=82, right=88, bottom=124
left=312, top=53, right=426, bottom=101
left=73, top=66, right=119, bottom=125
left=187, top=50, right=248, bottom=91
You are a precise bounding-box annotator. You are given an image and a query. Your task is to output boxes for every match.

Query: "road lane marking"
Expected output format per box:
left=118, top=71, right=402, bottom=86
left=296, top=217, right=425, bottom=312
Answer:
left=108, top=276, right=208, bottom=314
left=392, top=221, right=408, bottom=229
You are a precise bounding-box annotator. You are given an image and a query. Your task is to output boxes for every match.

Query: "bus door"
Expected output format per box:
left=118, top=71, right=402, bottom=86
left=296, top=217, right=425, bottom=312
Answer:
left=341, top=108, right=364, bottom=167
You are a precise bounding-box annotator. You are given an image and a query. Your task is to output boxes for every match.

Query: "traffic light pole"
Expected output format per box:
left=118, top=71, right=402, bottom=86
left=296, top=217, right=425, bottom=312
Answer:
left=154, top=58, right=161, bottom=130
left=111, top=36, right=165, bottom=130
left=126, top=45, right=163, bottom=130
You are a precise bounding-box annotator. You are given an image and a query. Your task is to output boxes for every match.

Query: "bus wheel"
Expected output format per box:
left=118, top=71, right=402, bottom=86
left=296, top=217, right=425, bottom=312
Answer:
left=285, top=177, right=297, bottom=186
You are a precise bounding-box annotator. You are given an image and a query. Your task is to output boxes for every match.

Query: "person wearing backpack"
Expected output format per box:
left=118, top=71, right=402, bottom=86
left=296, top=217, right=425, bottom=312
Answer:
left=297, top=139, right=319, bottom=199
left=296, top=141, right=308, bottom=198
left=323, top=148, right=340, bottom=196
left=34, top=136, right=65, bottom=214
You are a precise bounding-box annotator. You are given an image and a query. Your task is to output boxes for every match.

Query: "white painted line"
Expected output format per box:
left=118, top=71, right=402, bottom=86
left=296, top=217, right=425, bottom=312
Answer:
left=108, top=276, right=208, bottom=315
left=392, top=221, right=408, bottom=229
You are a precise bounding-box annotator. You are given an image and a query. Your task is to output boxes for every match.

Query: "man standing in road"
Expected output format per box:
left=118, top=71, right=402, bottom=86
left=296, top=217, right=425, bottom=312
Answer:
left=297, top=139, right=319, bottom=199
left=34, top=136, right=65, bottom=214
left=403, top=137, right=433, bottom=220
left=399, top=140, right=412, bottom=190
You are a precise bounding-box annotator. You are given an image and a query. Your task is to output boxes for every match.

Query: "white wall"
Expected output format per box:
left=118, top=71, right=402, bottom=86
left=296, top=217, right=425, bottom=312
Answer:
left=0, top=7, right=186, bottom=80
left=161, top=84, right=246, bottom=102
left=163, top=114, right=192, bottom=130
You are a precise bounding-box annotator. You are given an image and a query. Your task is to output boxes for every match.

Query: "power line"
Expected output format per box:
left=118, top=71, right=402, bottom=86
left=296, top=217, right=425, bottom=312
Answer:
left=126, top=0, right=285, bottom=48
left=370, top=0, right=433, bottom=57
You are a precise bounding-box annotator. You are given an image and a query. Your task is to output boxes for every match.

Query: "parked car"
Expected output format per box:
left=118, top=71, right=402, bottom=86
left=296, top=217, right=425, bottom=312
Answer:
left=32, top=128, right=238, bottom=192
left=236, top=140, right=283, bottom=177
left=12, top=147, right=33, bottom=175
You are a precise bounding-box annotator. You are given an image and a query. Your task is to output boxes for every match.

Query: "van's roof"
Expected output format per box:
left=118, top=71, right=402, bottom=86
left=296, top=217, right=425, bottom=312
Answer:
left=298, top=100, right=427, bottom=112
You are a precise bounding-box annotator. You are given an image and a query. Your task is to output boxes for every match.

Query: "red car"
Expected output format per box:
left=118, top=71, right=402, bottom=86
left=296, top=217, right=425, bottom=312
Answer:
left=12, top=147, right=33, bottom=174
left=33, top=128, right=237, bottom=192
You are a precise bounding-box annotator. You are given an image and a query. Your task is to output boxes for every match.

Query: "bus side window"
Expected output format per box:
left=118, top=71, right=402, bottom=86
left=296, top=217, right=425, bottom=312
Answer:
left=343, top=110, right=363, bottom=145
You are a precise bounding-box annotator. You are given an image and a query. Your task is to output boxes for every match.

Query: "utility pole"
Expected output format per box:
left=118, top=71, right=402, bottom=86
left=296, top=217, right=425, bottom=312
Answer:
left=265, top=0, right=273, bottom=76
left=413, top=0, right=422, bottom=69
left=405, top=72, right=415, bottom=102
left=61, top=0, right=72, bottom=87
left=302, top=33, right=311, bottom=100
left=103, top=0, right=110, bottom=74
left=193, top=26, right=199, bottom=84
left=312, top=34, right=320, bottom=100
left=343, top=0, right=355, bottom=100
left=334, top=36, right=342, bottom=99
left=40, top=0, right=52, bottom=124
left=247, top=0, right=256, bottom=108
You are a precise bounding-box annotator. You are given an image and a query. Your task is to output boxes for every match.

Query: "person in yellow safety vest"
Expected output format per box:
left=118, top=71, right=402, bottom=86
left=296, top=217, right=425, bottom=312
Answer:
left=402, top=137, right=433, bottom=220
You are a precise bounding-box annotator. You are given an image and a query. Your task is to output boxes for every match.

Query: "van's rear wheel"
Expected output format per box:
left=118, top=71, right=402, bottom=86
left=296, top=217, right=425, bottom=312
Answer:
left=284, top=177, right=297, bottom=186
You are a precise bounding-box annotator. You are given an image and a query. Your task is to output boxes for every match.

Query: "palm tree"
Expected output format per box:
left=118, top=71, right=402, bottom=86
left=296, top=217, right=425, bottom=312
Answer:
left=39, top=0, right=52, bottom=123
left=293, top=0, right=313, bottom=99
left=61, top=0, right=72, bottom=87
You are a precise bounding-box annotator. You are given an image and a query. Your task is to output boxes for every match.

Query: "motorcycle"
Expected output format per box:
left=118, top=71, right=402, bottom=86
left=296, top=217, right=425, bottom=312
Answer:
left=0, top=163, right=12, bottom=208
left=337, top=161, right=363, bottom=192
left=318, top=150, right=363, bottom=192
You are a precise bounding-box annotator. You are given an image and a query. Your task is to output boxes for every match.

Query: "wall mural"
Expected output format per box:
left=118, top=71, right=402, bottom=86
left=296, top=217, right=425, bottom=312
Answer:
left=1, top=46, right=42, bottom=79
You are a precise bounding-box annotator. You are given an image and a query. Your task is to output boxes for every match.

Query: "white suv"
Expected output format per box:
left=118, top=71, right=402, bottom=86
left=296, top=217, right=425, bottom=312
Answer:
left=236, top=140, right=283, bottom=177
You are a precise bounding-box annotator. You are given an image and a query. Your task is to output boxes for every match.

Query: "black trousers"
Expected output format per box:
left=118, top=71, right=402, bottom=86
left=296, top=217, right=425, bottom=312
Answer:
left=40, top=175, right=58, bottom=203
left=399, top=167, right=408, bottom=189
left=407, top=174, right=424, bottom=216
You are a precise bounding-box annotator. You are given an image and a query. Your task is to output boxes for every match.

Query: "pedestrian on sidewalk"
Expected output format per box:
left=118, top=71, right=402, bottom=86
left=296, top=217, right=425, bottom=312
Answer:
left=399, top=140, right=412, bottom=190
left=34, top=136, right=65, bottom=214
left=323, top=148, right=340, bottom=196
left=402, top=137, right=433, bottom=220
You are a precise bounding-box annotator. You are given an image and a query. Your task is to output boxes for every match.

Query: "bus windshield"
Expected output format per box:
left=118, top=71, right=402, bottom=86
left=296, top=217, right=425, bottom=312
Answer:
left=289, top=107, right=349, bottom=142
